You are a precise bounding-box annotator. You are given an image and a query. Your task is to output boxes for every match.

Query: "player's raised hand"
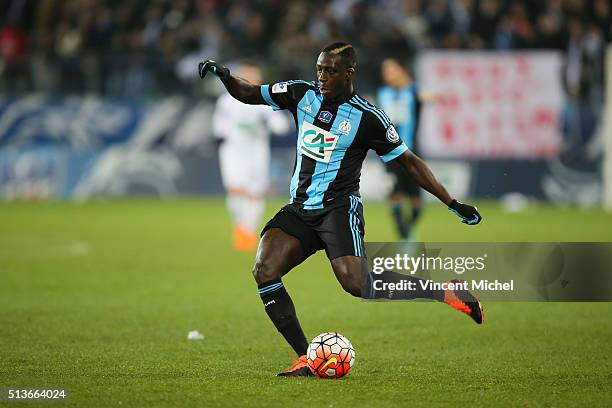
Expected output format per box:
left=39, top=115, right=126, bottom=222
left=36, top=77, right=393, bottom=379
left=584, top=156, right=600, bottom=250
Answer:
left=198, top=60, right=230, bottom=80
left=448, top=199, right=482, bottom=225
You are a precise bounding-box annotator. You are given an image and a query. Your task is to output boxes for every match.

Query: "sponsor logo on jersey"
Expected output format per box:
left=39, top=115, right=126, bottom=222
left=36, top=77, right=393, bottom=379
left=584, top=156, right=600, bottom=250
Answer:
left=304, top=105, right=312, bottom=114
left=299, top=122, right=339, bottom=163
left=272, top=82, right=287, bottom=93
left=338, top=120, right=351, bottom=135
left=386, top=125, right=400, bottom=143
left=318, top=110, right=333, bottom=123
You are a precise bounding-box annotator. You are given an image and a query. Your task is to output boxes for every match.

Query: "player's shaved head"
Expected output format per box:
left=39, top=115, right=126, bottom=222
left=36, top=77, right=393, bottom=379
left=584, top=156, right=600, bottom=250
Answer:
left=317, top=42, right=356, bottom=102
left=321, top=42, right=357, bottom=70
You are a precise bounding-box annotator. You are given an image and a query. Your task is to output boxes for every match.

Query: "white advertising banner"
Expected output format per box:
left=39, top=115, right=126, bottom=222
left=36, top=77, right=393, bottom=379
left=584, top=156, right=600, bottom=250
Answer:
left=418, top=52, right=564, bottom=159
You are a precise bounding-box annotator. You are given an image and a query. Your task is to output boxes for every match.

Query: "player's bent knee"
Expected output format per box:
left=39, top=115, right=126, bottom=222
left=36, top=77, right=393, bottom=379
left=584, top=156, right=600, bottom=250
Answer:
left=331, top=256, right=367, bottom=298
left=341, top=276, right=362, bottom=297
left=341, top=280, right=362, bottom=297
left=335, top=268, right=363, bottom=297
left=252, top=259, right=281, bottom=285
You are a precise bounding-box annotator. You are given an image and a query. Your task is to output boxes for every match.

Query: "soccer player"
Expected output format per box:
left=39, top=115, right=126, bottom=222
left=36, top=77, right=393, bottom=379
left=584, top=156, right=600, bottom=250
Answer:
left=199, top=42, right=483, bottom=377
left=378, top=57, right=443, bottom=240
left=212, top=62, right=290, bottom=251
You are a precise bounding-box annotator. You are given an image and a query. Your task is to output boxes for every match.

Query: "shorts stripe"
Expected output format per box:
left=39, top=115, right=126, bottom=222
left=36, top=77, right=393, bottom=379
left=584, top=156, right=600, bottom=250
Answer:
left=355, top=197, right=364, bottom=256
left=354, top=197, right=363, bottom=256
left=349, top=196, right=358, bottom=256
left=348, top=196, right=363, bottom=257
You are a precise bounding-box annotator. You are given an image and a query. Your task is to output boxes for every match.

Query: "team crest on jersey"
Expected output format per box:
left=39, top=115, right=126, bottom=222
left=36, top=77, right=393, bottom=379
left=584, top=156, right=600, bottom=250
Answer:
left=338, top=120, right=351, bottom=135
left=386, top=125, right=400, bottom=143
left=318, top=110, right=333, bottom=123
left=272, top=82, right=287, bottom=93
left=299, top=122, right=339, bottom=163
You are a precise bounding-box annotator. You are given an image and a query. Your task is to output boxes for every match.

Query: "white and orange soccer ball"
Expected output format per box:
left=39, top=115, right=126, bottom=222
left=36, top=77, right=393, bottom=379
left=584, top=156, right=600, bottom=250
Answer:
left=306, top=332, right=355, bottom=378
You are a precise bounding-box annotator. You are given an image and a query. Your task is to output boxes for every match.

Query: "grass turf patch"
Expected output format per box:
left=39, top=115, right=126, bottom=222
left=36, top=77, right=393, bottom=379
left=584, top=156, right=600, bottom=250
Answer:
left=1, top=198, right=611, bottom=407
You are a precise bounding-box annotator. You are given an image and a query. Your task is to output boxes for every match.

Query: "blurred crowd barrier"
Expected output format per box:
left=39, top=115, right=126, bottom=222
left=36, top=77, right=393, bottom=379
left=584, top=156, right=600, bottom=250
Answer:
left=0, top=50, right=606, bottom=205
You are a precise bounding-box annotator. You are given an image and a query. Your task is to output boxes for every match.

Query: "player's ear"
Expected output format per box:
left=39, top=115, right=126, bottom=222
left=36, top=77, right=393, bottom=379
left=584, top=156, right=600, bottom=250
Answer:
left=346, top=67, right=355, bottom=79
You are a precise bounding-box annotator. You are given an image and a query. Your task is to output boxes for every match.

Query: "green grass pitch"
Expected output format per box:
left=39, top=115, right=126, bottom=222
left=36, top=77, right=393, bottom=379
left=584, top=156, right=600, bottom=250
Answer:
left=1, top=198, right=611, bottom=407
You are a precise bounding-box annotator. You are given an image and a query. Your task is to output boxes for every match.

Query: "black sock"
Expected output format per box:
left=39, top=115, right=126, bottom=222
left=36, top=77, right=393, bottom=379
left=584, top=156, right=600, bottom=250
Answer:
left=258, top=279, right=309, bottom=356
left=366, top=271, right=445, bottom=301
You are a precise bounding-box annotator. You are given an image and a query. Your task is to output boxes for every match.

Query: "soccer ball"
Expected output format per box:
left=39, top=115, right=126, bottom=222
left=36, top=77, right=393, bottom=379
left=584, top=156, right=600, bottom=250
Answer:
left=306, top=332, right=355, bottom=378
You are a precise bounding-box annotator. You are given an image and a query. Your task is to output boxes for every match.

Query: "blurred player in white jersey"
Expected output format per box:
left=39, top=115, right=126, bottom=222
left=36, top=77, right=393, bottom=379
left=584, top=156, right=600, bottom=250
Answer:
left=213, top=62, right=290, bottom=251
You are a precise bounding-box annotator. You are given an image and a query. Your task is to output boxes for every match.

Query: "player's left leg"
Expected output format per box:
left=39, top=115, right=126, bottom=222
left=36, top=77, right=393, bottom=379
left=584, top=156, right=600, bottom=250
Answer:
left=254, top=228, right=310, bottom=355
left=256, top=206, right=325, bottom=376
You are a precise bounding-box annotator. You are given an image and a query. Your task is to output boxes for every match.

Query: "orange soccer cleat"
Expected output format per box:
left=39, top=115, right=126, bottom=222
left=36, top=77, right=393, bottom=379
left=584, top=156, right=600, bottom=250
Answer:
left=443, top=280, right=484, bottom=324
left=277, top=355, right=314, bottom=377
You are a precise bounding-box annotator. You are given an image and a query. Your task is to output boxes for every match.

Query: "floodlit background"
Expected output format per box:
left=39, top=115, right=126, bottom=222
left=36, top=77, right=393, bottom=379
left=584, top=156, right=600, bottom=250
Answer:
left=1, top=1, right=611, bottom=407
left=0, top=0, right=610, bottom=205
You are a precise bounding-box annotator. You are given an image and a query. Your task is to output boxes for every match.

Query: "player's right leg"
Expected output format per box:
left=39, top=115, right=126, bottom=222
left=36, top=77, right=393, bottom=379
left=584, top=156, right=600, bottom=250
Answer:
left=329, top=255, right=484, bottom=324
left=321, top=197, right=483, bottom=324
left=253, top=227, right=313, bottom=376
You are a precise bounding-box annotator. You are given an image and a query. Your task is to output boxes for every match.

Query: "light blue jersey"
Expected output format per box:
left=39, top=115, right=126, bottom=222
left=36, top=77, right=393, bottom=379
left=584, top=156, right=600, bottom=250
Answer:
left=260, top=80, right=407, bottom=209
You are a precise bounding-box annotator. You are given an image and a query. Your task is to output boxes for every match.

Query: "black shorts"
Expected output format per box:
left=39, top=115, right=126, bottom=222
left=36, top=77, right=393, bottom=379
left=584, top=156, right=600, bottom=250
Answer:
left=261, top=196, right=365, bottom=260
left=386, top=159, right=421, bottom=197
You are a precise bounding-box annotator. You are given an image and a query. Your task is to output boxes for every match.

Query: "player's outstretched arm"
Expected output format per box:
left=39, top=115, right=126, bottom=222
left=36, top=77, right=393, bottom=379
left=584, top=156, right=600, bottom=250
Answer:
left=396, top=150, right=482, bottom=225
left=198, top=60, right=265, bottom=105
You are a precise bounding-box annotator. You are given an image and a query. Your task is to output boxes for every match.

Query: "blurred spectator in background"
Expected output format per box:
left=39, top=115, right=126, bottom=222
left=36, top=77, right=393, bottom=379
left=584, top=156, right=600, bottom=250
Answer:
left=535, top=1, right=565, bottom=49
left=212, top=61, right=290, bottom=251
left=0, top=0, right=29, bottom=94
left=0, top=0, right=609, bottom=97
left=425, top=0, right=454, bottom=47
left=561, top=16, right=605, bottom=166
left=393, top=0, right=429, bottom=50
left=592, top=0, right=611, bottom=42
left=472, top=0, right=501, bottom=48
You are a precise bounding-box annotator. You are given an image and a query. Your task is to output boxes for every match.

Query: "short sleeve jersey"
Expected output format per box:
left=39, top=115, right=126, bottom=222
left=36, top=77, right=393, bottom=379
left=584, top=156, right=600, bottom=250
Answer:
left=377, top=84, right=421, bottom=151
left=261, top=80, right=408, bottom=210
